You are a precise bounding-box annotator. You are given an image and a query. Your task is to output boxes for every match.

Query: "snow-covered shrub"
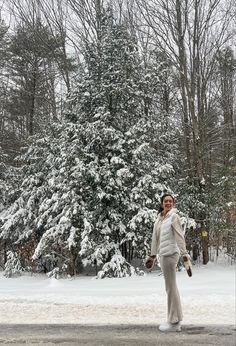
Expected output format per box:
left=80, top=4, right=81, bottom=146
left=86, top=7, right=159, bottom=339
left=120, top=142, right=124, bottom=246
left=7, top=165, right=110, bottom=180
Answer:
left=97, top=254, right=136, bottom=279
left=4, top=250, right=23, bottom=278
left=47, top=267, right=60, bottom=279
left=46, top=263, right=69, bottom=279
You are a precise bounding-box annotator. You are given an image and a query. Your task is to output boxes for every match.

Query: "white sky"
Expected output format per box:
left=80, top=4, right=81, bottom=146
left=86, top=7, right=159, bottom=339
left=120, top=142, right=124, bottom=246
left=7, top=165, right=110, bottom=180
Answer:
left=0, top=259, right=235, bottom=325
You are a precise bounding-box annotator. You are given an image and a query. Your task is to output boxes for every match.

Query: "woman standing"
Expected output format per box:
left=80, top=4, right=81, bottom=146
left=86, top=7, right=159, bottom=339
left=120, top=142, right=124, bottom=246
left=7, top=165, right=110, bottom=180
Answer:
left=145, top=193, right=191, bottom=332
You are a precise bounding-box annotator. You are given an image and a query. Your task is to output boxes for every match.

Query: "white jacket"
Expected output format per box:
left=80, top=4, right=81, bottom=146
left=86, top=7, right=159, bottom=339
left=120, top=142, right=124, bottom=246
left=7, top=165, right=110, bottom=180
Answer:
left=151, top=208, right=187, bottom=257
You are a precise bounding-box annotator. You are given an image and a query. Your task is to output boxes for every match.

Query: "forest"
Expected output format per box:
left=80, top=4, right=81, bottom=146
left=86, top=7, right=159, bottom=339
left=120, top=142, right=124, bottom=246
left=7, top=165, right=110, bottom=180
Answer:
left=0, top=0, right=235, bottom=278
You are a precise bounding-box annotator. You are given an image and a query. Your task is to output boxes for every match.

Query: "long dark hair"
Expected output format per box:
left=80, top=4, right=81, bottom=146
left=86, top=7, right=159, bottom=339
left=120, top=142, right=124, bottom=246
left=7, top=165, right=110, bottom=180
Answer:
left=158, top=193, right=175, bottom=214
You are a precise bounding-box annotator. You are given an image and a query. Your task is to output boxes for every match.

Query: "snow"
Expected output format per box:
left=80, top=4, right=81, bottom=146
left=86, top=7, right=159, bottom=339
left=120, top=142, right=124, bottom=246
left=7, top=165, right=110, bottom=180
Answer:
left=0, top=262, right=235, bottom=325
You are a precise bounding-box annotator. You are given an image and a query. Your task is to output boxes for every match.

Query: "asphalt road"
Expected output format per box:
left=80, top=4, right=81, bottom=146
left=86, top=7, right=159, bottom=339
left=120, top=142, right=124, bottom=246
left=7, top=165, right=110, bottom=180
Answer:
left=0, top=324, right=235, bottom=346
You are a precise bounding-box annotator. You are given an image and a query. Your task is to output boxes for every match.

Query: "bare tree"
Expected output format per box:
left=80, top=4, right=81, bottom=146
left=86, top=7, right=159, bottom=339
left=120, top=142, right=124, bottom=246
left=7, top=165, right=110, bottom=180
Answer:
left=136, top=0, right=234, bottom=175
left=135, top=0, right=234, bottom=263
left=37, top=0, right=74, bottom=94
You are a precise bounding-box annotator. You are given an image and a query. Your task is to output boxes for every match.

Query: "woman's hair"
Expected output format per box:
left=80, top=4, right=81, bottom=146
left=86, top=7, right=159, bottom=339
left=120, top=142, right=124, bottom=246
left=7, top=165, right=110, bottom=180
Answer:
left=158, top=193, right=175, bottom=213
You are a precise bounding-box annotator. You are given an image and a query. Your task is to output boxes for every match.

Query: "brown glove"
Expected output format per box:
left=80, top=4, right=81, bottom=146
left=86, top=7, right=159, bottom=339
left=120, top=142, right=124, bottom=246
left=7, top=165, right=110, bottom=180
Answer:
left=145, top=256, right=156, bottom=269
left=182, top=254, right=192, bottom=277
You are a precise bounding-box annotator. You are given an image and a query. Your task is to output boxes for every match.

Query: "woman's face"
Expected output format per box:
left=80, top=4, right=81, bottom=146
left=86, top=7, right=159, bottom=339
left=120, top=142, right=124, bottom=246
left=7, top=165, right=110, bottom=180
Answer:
left=162, top=196, right=174, bottom=214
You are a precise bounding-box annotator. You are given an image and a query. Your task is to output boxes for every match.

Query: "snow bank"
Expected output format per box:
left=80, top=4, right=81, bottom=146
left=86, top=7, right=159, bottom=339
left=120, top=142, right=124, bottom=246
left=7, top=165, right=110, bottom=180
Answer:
left=0, top=263, right=234, bottom=325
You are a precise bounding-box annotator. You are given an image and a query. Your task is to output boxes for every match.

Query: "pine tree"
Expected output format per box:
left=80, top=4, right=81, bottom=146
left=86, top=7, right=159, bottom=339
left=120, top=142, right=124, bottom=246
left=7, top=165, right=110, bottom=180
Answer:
left=68, top=13, right=176, bottom=270
left=4, top=250, right=23, bottom=278
left=97, top=254, right=136, bottom=279
left=0, top=125, right=86, bottom=275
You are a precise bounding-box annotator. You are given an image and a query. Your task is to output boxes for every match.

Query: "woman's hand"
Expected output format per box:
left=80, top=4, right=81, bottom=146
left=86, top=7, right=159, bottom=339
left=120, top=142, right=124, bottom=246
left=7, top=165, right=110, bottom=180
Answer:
left=145, top=255, right=156, bottom=269
left=182, top=254, right=192, bottom=277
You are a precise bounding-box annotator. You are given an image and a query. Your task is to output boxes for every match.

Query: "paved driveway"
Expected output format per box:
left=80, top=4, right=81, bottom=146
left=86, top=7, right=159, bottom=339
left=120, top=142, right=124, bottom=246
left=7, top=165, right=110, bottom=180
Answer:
left=0, top=324, right=235, bottom=345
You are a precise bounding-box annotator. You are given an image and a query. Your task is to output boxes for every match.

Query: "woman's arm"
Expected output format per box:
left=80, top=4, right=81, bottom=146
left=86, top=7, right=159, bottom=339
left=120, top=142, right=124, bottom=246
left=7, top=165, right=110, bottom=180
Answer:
left=145, top=218, right=160, bottom=269
left=172, top=214, right=188, bottom=255
left=151, top=219, right=160, bottom=256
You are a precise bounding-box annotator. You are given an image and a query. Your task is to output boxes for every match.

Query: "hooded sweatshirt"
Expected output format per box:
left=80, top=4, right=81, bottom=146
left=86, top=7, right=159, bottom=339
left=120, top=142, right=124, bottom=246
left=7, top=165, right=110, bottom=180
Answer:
left=151, top=208, right=188, bottom=257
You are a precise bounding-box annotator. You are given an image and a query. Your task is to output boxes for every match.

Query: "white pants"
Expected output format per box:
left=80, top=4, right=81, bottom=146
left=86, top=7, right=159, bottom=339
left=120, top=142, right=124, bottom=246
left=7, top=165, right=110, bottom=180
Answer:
left=160, top=253, right=183, bottom=323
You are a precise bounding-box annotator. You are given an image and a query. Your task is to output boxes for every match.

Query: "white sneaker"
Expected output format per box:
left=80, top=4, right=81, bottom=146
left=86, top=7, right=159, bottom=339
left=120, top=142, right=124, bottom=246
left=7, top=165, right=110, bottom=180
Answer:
left=159, top=322, right=181, bottom=332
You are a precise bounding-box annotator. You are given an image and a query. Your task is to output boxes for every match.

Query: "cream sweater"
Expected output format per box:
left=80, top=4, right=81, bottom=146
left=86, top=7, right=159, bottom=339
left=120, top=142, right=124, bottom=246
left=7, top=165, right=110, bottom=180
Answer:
left=151, top=208, right=187, bottom=257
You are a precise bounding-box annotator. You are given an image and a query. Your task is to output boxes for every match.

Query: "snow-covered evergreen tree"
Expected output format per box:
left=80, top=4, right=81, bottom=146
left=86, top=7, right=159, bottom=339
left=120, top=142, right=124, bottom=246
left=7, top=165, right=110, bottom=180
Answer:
left=4, top=250, right=23, bottom=278
left=0, top=126, right=86, bottom=275
left=97, top=253, right=136, bottom=279
left=68, top=12, right=177, bottom=269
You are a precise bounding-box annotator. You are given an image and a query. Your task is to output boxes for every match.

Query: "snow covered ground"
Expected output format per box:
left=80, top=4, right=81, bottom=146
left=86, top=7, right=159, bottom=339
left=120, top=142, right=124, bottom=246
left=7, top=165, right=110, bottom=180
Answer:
left=0, top=261, right=235, bottom=325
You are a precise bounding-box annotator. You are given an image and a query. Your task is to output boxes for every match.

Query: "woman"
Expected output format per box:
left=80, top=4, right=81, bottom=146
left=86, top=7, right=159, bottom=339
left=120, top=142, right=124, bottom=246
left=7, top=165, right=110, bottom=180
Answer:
left=145, top=193, right=190, bottom=332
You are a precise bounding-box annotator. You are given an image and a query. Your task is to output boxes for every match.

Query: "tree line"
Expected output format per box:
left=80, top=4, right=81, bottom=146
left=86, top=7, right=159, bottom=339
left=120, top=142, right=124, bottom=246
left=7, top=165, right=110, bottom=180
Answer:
left=0, top=0, right=235, bottom=277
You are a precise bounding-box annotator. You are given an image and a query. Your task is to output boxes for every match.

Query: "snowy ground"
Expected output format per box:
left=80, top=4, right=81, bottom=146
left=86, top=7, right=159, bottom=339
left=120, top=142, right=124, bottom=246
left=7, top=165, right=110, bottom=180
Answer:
left=0, top=261, right=235, bottom=325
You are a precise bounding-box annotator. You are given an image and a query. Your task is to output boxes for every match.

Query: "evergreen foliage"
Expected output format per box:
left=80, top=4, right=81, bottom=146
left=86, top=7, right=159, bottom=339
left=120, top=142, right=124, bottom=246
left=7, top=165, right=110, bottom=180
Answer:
left=68, top=15, right=176, bottom=267
left=0, top=11, right=178, bottom=276
left=97, top=253, right=136, bottom=279
left=0, top=1, right=234, bottom=276
left=4, top=250, right=23, bottom=278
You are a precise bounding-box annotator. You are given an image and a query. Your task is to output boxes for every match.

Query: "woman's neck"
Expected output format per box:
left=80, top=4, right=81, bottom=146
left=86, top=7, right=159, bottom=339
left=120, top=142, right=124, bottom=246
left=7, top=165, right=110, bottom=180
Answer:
left=161, top=209, right=172, bottom=218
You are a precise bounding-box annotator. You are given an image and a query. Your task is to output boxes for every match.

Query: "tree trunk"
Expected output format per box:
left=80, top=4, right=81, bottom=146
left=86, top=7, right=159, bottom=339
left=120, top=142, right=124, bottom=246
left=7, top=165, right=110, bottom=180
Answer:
left=28, top=66, right=37, bottom=136
left=175, top=0, right=192, bottom=172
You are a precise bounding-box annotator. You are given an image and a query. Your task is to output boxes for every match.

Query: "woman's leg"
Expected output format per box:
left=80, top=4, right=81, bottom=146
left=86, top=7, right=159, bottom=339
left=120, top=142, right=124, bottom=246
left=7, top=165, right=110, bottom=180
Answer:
left=160, top=253, right=183, bottom=323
